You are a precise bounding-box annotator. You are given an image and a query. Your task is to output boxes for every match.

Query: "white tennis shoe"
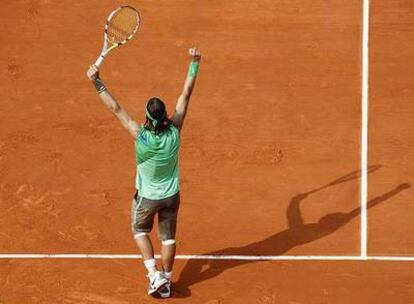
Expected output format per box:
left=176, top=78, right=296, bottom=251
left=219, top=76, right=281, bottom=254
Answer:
left=147, top=271, right=168, bottom=295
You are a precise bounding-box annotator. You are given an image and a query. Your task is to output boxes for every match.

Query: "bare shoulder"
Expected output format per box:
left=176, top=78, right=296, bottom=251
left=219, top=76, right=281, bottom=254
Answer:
left=170, top=113, right=183, bottom=131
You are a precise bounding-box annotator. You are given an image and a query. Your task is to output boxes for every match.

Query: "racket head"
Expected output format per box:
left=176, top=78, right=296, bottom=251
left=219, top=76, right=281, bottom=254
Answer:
left=105, top=5, right=140, bottom=46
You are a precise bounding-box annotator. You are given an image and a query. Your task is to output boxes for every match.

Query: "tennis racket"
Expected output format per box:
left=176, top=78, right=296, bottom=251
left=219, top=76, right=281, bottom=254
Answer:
left=94, top=5, right=140, bottom=67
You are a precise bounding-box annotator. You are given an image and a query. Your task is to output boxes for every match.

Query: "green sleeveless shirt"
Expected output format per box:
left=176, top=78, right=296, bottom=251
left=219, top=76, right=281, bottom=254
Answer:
left=135, top=124, right=180, bottom=200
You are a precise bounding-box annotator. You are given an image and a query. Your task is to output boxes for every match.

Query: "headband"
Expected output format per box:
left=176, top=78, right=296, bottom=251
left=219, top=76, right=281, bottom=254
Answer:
left=145, top=101, right=166, bottom=127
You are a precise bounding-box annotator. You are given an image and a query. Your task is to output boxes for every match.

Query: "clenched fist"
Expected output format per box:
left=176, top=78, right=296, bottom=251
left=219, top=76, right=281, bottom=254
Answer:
left=86, top=65, right=100, bottom=81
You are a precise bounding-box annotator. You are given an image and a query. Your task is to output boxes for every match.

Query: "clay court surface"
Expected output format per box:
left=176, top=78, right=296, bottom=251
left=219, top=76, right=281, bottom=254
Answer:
left=0, top=0, right=413, bottom=303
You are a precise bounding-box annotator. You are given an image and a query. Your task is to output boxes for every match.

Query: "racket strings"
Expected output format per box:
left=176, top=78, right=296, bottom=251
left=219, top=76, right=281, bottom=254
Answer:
left=107, top=7, right=139, bottom=44
left=107, top=24, right=132, bottom=41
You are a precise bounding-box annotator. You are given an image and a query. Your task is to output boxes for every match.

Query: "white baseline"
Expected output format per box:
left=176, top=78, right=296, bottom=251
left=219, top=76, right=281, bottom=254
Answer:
left=0, top=254, right=413, bottom=262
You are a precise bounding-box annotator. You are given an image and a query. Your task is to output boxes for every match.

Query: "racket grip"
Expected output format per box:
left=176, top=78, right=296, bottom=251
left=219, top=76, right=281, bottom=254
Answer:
left=94, top=55, right=105, bottom=68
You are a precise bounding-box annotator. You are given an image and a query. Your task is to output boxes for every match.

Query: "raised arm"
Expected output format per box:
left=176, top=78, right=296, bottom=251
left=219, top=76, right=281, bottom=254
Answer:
left=86, top=65, right=140, bottom=139
left=171, top=48, right=201, bottom=131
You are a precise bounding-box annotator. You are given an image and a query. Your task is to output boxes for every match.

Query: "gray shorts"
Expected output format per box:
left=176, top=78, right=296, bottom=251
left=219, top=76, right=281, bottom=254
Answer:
left=131, top=191, right=180, bottom=241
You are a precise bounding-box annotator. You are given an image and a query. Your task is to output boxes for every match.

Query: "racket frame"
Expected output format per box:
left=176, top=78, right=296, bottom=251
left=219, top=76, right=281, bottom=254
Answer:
left=94, top=5, right=140, bottom=67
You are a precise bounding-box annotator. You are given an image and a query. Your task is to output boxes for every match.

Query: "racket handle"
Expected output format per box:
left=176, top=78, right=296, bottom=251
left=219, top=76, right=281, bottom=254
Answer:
left=94, top=55, right=105, bottom=68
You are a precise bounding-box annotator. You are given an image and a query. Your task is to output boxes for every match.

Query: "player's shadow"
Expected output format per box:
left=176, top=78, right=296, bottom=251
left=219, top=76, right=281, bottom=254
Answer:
left=174, top=165, right=410, bottom=298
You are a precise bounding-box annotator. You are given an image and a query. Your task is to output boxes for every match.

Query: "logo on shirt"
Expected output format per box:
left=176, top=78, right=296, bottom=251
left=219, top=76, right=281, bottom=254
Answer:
left=138, top=132, right=149, bottom=146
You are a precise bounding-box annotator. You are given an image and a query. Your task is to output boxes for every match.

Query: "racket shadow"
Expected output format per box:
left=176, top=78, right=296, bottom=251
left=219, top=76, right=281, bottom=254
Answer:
left=173, top=165, right=411, bottom=298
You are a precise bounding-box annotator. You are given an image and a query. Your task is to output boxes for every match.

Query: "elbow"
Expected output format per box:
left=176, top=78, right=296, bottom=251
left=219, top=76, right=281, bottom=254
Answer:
left=182, top=86, right=194, bottom=99
left=181, top=90, right=192, bottom=101
left=111, top=102, right=121, bottom=114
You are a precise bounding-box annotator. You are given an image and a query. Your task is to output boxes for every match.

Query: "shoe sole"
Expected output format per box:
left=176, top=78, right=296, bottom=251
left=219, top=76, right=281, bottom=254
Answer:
left=158, top=291, right=171, bottom=299
left=150, top=291, right=170, bottom=299
left=157, top=283, right=171, bottom=298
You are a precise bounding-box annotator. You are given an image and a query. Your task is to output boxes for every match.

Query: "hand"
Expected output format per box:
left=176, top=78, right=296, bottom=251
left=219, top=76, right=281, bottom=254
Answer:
left=189, top=47, right=201, bottom=62
left=86, top=65, right=100, bottom=81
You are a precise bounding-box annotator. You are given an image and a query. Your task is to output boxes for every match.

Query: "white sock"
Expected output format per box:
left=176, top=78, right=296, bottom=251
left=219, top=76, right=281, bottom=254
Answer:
left=163, top=271, right=172, bottom=280
left=144, top=258, right=157, bottom=277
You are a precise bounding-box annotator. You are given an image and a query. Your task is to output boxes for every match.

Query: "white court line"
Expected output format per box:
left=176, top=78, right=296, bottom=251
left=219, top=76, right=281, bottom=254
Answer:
left=0, top=254, right=413, bottom=261
left=360, top=0, right=370, bottom=259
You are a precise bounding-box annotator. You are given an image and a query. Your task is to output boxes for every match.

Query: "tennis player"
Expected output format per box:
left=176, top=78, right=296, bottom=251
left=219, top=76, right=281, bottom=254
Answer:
left=86, top=48, right=201, bottom=297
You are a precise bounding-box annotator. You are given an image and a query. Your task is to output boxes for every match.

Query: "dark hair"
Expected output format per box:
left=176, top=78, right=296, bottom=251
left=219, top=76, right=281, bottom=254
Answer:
left=144, top=97, right=172, bottom=135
